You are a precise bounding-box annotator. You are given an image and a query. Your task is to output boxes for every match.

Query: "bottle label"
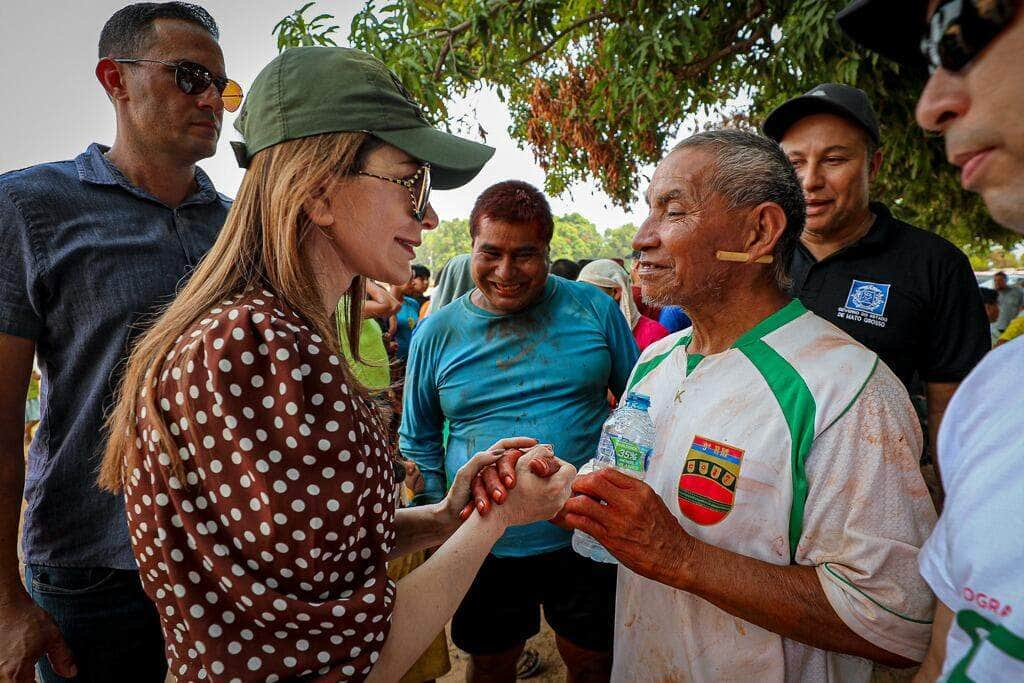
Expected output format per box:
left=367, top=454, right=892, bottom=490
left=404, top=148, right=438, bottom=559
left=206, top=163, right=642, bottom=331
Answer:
left=609, top=435, right=652, bottom=473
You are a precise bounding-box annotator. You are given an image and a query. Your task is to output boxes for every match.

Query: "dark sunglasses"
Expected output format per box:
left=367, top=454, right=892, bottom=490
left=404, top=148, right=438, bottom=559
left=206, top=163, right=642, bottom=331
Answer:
left=112, top=58, right=243, bottom=112
left=357, top=163, right=432, bottom=221
left=920, top=0, right=1018, bottom=73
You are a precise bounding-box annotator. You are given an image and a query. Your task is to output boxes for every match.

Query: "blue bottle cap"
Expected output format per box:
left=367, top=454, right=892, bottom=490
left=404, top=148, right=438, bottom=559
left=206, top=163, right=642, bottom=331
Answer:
left=625, top=392, right=651, bottom=411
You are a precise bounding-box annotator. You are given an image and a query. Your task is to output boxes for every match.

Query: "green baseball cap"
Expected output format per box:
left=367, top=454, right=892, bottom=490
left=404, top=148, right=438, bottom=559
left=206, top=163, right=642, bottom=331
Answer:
left=231, top=46, right=494, bottom=189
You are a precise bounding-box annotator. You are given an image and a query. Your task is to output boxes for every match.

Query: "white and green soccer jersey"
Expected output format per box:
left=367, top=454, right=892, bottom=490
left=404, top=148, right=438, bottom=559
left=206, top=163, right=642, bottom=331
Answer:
left=919, top=338, right=1024, bottom=682
left=614, top=300, right=938, bottom=683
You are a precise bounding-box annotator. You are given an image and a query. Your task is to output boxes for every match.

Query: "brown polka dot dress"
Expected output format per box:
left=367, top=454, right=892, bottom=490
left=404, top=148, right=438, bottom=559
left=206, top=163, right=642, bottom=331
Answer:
left=124, top=288, right=397, bottom=682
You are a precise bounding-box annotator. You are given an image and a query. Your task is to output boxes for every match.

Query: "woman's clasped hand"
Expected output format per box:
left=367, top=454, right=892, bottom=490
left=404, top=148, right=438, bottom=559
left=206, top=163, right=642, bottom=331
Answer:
left=448, top=437, right=575, bottom=525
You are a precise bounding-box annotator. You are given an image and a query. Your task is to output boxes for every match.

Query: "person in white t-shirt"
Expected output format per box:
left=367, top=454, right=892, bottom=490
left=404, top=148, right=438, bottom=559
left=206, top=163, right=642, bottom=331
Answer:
left=836, top=1, right=1024, bottom=680
left=559, top=129, right=937, bottom=682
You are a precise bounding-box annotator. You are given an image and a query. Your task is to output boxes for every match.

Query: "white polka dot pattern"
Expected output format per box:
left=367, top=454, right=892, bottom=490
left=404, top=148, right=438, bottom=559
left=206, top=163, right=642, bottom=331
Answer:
left=125, top=289, right=397, bottom=681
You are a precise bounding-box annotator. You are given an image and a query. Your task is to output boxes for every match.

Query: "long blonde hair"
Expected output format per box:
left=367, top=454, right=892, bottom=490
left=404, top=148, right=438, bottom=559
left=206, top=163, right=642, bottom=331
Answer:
left=99, top=131, right=374, bottom=491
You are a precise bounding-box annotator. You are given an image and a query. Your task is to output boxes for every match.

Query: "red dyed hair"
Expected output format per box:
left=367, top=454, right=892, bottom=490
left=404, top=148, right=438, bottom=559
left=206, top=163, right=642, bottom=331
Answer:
left=469, top=180, right=554, bottom=243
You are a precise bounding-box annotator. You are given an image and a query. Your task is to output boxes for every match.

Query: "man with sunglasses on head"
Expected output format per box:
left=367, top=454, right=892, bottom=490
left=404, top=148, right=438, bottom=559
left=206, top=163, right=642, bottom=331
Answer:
left=837, top=0, right=1024, bottom=680
left=762, top=85, right=990, bottom=489
left=0, top=3, right=235, bottom=681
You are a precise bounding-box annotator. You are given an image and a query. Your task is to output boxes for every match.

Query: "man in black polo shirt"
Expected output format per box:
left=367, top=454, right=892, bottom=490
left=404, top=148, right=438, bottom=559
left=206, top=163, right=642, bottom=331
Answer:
left=763, top=84, right=990, bottom=468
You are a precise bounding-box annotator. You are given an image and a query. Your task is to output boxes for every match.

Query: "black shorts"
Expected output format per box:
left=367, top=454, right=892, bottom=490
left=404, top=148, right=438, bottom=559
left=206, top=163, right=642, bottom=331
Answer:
left=451, top=546, right=617, bottom=655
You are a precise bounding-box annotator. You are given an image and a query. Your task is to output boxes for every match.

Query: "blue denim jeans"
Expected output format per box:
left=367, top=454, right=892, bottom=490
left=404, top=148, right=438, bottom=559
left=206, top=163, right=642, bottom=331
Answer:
left=25, top=565, right=166, bottom=682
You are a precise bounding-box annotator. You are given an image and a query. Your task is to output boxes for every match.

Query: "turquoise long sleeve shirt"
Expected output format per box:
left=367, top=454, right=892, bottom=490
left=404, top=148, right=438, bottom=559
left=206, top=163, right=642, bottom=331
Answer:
left=399, top=276, right=639, bottom=557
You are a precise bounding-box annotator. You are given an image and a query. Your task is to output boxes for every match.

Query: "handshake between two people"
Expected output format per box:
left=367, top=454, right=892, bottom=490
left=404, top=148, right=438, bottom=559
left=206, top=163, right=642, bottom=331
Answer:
left=439, top=437, right=574, bottom=531
left=440, top=436, right=695, bottom=586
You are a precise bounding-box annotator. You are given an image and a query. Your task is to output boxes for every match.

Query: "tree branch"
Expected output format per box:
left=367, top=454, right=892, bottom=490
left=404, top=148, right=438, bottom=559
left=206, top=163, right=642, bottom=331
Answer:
left=671, top=2, right=771, bottom=79
left=673, top=24, right=769, bottom=79
left=434, top=34, right=455, bottom=79
left=517, top=10, right=611, bottom=66
left=432, top=0, right=521, bottom=79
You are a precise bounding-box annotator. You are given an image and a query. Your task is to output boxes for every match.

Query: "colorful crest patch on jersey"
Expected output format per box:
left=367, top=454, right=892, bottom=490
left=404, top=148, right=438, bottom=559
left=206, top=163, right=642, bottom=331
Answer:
left=677, top=435, right=744, bottom=525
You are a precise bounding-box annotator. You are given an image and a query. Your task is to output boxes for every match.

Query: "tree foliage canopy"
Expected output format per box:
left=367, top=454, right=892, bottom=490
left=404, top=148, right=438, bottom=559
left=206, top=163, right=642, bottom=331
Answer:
left=417, top=218, right=472, bottom=273
left=601, top=222, right=640, bottom=258
left=416, top=214, right=636, bottom=272
left=336, top=0, right=1017, bottom=250
left=274, top=2, right=339, bottom=52
left=969, top=248, right=1024, bottom=272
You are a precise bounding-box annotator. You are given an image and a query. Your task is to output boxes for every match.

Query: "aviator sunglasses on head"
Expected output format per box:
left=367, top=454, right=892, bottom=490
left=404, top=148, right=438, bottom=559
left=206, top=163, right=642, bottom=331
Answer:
left=921, top=0, right=1018, bottom=73
left=112, top=58, right=243, bottom=112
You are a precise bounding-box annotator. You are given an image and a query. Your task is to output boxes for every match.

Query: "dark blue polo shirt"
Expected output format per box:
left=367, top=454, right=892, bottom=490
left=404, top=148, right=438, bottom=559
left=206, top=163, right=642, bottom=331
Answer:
left=788, top=202, right=990, bottom=390
left=0, top=143, right=229, bottom=569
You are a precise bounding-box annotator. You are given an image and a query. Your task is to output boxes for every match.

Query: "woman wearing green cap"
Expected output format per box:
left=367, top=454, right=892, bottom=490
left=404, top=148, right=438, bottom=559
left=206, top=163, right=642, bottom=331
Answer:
left=98, top=47, right=575, bottom=682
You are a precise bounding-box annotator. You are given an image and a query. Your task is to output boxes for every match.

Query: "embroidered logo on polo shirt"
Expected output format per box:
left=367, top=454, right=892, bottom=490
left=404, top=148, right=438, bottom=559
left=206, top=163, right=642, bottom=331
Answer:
left=837, top=279, right=890, bottom=328
left=677, top=435, right=744, bottom=525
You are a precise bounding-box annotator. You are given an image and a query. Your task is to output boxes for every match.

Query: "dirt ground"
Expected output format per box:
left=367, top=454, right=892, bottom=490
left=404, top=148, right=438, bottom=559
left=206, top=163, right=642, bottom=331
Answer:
left=438, top=618, right=916, bottom=682
left=440, top=618, right=566, bottom=682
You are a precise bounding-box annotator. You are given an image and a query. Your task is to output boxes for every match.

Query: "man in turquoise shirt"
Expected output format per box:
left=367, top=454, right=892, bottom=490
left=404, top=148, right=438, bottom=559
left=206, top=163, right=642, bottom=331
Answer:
left=400, top=180, right=638, bottom=681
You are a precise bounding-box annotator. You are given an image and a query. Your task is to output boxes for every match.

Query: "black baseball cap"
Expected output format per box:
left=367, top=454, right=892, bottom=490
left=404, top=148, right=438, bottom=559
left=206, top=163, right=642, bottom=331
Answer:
left=762, top=83, right=881, bottom=144
left=836, top=0, right=929, bottom=67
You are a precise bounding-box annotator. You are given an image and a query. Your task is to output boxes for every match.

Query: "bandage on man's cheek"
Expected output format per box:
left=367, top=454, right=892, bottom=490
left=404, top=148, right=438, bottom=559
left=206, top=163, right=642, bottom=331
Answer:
left=716, top=250, right=773, bottom=264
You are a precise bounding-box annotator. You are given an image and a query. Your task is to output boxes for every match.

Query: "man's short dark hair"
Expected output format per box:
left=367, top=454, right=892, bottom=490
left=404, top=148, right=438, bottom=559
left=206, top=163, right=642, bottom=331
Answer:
left=672, top=129, right=806, bottom=290
left=469, top=181, right=554, bottom=243
left=979, top=287, right=999, bottom=306
left=994, top=271, right=1007, bottom=278
left=411, top=264, right=430, bottom=280
left=99, top=2, right=219, bottom=58
left=550, top=259, right=581, bottom=280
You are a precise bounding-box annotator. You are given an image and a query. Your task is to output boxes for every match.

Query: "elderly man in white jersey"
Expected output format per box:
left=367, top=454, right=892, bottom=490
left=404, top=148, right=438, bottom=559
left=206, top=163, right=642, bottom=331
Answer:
left=560, top=129, right=937, bottom=682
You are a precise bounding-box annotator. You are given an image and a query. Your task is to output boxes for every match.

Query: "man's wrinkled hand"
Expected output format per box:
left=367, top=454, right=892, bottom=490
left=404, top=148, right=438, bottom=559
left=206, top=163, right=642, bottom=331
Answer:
left=559, top=468, right=694, bottom=586
left=459, top=442, right=561, bottom=521
left=0, top=594, right=76, bottom=683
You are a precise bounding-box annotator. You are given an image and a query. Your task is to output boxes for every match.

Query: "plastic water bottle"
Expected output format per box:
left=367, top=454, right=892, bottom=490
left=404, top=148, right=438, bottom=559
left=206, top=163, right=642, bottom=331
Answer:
left=572, top=392, right=655, bottom=564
